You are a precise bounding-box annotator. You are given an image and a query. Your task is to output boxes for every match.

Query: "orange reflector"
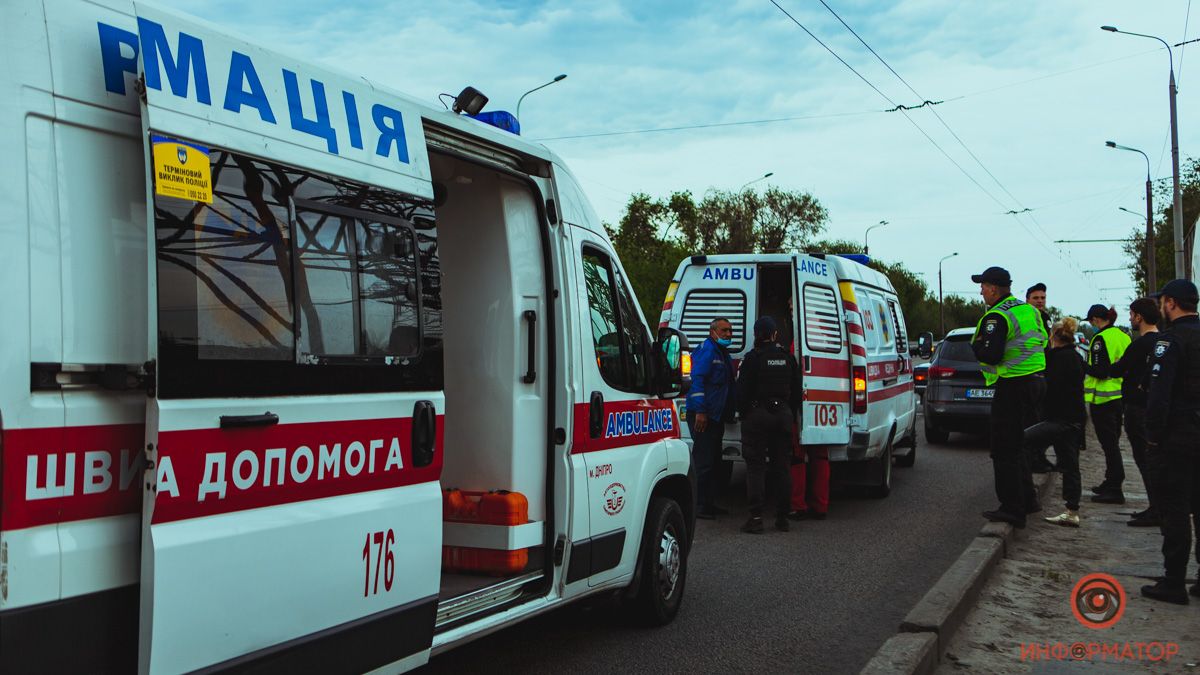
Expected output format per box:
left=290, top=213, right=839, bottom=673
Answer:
left=853, top=377, right=867, bottom=392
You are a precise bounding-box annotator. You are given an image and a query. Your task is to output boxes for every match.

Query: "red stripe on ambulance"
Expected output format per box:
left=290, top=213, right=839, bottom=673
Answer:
left=572, top=399, right=680, bottom=454
left=150, top=416, right=443, bottom=524
left=1, top=424, right=145, bottom=530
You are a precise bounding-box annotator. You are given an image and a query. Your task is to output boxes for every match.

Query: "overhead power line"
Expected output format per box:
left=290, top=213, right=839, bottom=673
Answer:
left=805, top=0, right=1091, bottom=284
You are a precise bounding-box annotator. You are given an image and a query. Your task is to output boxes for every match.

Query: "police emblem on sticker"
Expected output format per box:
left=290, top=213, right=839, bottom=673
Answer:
left=152, top=135, right=212, bottom=204
left=986, top=323, right=995, bottom=333
left=602, top=482, right=626, bottom=515
left=1155, top=343, right=1168, bottom=357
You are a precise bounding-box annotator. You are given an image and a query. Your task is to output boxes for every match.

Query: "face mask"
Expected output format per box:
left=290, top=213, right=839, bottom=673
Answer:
left=716, top=338, right=732, bottom=347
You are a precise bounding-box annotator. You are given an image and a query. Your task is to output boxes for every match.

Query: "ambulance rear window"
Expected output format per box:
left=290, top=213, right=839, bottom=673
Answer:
left=802, top=284, right=842, bottom=353
left=680, top=290, right=746, bottom=352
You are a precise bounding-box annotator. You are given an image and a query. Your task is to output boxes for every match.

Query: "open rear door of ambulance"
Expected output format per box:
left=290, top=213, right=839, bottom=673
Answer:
left=133, top=7, right=442, bottom=672
left=794, top=258, right=851, bottom=445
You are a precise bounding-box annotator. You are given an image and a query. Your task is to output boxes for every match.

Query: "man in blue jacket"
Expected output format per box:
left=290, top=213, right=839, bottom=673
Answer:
left=687, top=317, right=736, bottom=519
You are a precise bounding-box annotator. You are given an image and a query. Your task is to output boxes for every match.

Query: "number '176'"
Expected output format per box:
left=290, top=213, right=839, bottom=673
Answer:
left=362, top=529, right=395, bottom=596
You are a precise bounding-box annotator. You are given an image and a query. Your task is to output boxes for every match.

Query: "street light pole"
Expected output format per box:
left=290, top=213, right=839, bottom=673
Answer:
left=1102, top=26, right=1186, bottom=280
left=864, top=220, right=888, bottom=255
left=515, top=74, right=567, bottom=123
left=739, top=172, right=774, bottom=190
left=1106, top=141, right=1156, bottom=291
left=938, top=252, right=958, bottom=338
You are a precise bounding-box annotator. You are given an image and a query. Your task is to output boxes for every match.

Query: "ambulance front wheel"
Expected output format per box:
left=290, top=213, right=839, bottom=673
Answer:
left=632, top=496, right=688, bottom=625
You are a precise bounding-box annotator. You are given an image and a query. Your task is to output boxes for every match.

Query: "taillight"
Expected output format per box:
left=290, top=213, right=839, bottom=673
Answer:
left=929, top=366, right=956, bottom=379
left=661, top=282, right=679, bottom=312
left=682, top=352, right=692, bottom=377
left=914, top=371, right=927, bottom=383
left=852, top=365, right=867, bottom=413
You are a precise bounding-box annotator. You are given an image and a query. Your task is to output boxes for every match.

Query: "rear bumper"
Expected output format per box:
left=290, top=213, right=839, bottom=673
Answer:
left=925, top=400, right=992, bottom=430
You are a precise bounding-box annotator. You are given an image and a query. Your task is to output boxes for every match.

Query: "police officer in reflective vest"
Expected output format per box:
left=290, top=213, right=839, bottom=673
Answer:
left=1083, top=304, right=1132, bottom=504
left=1140, top=279, right=1200, bottom=605
left=736, top=316, right=802, bottom=534
left=971, top=266, right=1048, bottom=528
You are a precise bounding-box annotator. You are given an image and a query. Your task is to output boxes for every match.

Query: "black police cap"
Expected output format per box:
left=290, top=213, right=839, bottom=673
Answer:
left=754, top=316, right=777, bottom=339
left=1084, top=304, right=1109, bottom=320
left=1151, top=278, right=1200, bottom=304
left=970, top=266, right=1012, bottom=286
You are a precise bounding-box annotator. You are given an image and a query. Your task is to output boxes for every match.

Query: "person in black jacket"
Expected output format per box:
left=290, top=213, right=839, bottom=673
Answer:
left=736, top=316, right=802, bottom=534
left=1111, top=297, right=1162, bottom=526
left=1025, top=317, right=1087, bottom=527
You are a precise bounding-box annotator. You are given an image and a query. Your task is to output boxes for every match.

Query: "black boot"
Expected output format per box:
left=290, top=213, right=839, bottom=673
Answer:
left=774, top=516, right=790, bottom=532
left=1141, top=579, right=1189, bottom=605
left=741, top=516, right=764, bottom=534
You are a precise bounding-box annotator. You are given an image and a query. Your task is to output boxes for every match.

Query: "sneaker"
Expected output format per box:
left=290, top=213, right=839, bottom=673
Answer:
left=741, top=516, right=764, bottom=534
left=809, top=511, right=828, bottom=521
left=1127, top=513, right=1161, bottom=527
left=787, top=510, right=809, bottom=521
left=1044, top=511, right=1080, bottom=528
left=1089, top=483, right=1110, bottom=495
left=982, top=509, right=1026, bottom=528
left=1141, top=579, right=1189, bottom=605
left=1091, top=492, right=1126, bottom=505
left=774, top=516, right=790, bottom=532
left=1025, top=501, right=1043, bottom=515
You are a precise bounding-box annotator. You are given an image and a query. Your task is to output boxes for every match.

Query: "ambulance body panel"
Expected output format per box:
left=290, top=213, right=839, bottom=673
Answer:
left=0, top=2, right=691, bottom=672
left=661, top=253, right=917, bottom=491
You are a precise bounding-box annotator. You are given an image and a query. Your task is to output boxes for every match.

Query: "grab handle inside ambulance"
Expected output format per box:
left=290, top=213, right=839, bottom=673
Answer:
left=589, top=391, right=604, bottom=439
left=219, top=412, right=279, bottom=429
left=522, top=309, right=537, bottom=384
left=412, top=400, right=436, bottom=468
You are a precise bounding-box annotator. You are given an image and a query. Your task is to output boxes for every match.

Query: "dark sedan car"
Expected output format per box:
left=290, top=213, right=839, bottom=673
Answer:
left=923, top=327, right=993, bottom=443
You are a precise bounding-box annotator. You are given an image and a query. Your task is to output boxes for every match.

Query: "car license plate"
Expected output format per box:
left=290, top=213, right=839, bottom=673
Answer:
left=966, top=388, right=995, bottom=399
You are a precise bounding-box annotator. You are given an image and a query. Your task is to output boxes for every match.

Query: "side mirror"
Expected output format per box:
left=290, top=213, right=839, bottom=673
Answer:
left=917, top=332, right=934, bottom=359
left=653, top=327, right=689, bottom=398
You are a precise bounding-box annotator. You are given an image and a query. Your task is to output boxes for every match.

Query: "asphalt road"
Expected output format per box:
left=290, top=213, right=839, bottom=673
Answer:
left=422, top=423, right=996, bottom=674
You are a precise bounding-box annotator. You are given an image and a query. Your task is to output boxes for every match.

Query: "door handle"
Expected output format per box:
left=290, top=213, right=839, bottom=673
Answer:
left=219, top=412, right=278, bottom=429
left=589, top=391, right=605, bottom=439
left=803, top=355, right=812, bottom=373
left=522, top=310, right=537, bottom=384
left=412, top=401, right=436, bottom=468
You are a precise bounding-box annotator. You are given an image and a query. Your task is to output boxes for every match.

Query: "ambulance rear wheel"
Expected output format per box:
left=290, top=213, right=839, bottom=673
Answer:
left=632, top=497, right=688, bottom=625
left=869, top=437, right=893, bottom=498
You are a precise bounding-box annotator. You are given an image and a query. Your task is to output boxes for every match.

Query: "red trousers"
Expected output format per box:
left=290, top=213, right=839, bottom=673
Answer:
left=790, top=435, right=830, bottom=514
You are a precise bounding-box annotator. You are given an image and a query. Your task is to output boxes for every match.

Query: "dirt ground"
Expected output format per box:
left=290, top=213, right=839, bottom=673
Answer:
left=935, top=424, right=1200, bottom=673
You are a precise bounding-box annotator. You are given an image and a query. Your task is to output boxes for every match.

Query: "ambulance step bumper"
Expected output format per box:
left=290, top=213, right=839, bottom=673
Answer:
left=435, top=571, right=542, bottom=628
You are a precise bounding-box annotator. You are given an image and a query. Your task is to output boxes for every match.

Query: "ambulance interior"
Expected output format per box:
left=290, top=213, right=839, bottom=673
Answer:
left=429, top=152, right=551, bottom=614
left=757, top=264, right=796, bottom=352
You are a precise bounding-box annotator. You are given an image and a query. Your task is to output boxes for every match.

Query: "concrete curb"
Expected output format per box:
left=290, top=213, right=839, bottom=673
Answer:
left=859, top=471, right=1055, bottom=674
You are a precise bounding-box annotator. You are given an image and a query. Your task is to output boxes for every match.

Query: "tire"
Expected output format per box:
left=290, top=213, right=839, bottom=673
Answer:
left=631, top=497, right=688, bottom=626
left=895, top=442, right=916, bottom=468
left=869, top=436, right=893, bottom=498
left=711, top=458, right=734, bottom=496
left=924, top=422, right=949, bottom=444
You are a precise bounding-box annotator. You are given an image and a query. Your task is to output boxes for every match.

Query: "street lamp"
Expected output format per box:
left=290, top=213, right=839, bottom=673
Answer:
left=515, top=74, right=567, bottom=123
left=864, top=220, right=888, bottom=255
left=739, top=172, right=774, bottom=190
left=1102, top=26, right=1186, bottom=280
left=938, top=252, right=959, bottom=338
left=1105, top=140, right=1156, bottom=290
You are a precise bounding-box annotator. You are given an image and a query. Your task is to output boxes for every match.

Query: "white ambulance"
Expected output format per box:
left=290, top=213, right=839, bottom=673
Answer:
left=0, top=2, right=694, bottom=672
left=659, top=253, right=918, bottom=496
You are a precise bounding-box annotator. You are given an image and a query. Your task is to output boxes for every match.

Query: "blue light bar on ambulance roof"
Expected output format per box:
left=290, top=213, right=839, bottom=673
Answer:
left=468, top=111, right=521, bottom=135
left=837, top=253, right=871, bottom=266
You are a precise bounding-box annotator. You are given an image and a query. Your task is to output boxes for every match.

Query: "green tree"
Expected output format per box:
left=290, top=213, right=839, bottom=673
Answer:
left=1123, top=156, right=1200, bottom=293
left=604, top=194, right=689, bottom=325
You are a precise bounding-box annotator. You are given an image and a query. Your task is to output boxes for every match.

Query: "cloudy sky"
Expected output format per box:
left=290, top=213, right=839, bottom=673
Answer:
left=179, top=0, right=1198, bottom=317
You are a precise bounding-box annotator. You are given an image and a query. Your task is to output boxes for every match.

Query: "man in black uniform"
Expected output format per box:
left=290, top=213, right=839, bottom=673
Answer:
left=1026, top=282, right=1052, bottom=335
left=1111, top=297, right=1162, bottom=527
left=736, top=316, right=802, bottom=534
left=1141, top=279, right=1200, bottom=605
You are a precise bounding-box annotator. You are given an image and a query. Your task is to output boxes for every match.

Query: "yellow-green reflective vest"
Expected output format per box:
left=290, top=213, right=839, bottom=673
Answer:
left=973, top=297, right=1049, bottom=386
left=1084, top=326, right=1131, bottom=405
